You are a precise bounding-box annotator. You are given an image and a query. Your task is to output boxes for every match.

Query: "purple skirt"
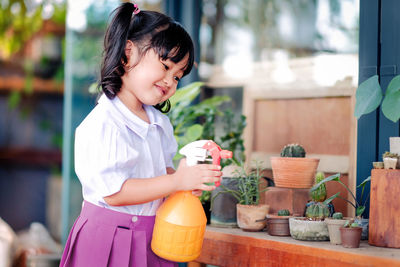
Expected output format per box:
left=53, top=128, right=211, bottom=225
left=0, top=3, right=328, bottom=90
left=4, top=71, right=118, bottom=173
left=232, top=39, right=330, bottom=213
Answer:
left=60, top=201, right=178, bottom=267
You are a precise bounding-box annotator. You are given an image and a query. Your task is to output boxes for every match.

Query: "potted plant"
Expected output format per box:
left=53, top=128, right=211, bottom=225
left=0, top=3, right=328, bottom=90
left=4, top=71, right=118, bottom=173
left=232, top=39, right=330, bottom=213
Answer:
left=212, top=162, right=269, bottom=231
left=340, top=220, right=363, bottom=248
left=289, top=173, right=337, bottom=241
left=354, top=74, right=400, bottom=123
left=270, top=144, right=320, bottom=188
left=310, top=173, right=371, bottom=240
left=266, top=209, right=291, bottom=236
left=325, top=212, right=352, bottom=245
left=382, top=151, right=398, bottom=170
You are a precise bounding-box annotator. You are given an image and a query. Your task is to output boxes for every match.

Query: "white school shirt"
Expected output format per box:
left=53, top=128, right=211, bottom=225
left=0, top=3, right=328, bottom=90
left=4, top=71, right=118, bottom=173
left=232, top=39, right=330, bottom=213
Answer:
left=74, top=94, right=177, bottom=215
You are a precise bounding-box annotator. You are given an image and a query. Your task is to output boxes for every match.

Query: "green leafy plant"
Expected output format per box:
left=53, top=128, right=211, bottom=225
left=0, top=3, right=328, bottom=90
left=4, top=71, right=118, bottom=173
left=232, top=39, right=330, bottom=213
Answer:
left=354, top=74, right=400, bottom=122
left=310, top=173, right=371, bottom=218
left=211, top=161, right=267, bottom=206
left=168, top=82, right=247, bottom=205
left=343, top=220, right=359, bottom=228
left=169, top=82, right=246, bottom=166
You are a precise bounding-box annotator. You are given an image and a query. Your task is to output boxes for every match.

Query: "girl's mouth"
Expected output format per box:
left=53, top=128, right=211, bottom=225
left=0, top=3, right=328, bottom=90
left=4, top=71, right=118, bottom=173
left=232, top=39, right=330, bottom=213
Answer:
left=155, top=85, right=166, bottom=95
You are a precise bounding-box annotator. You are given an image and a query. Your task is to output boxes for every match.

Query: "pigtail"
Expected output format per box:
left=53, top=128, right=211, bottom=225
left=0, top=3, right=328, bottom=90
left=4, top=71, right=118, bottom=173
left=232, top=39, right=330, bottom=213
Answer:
left=154, top=99, right=171, bottom=113
left=100, top=2, right=136, bottom=98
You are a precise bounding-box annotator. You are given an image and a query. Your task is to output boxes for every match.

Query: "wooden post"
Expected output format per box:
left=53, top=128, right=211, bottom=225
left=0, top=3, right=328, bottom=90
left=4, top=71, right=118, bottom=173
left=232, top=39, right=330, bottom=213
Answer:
left=369, top=169, right=400, bottom=248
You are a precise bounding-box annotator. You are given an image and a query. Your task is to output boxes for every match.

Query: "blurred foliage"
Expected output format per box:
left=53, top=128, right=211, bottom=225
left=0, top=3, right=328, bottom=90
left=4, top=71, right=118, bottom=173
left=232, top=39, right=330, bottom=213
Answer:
left=169, top=82, right=246, bottom=167
left=169, top=82, right=247, bottom=205
left=0, top=0, right=66, bottom=59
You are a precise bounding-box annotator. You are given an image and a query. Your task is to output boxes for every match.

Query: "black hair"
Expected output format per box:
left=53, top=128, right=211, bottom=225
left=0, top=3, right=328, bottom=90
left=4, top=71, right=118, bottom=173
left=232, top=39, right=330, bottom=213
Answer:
left=99, top=2, right=195, bottom=113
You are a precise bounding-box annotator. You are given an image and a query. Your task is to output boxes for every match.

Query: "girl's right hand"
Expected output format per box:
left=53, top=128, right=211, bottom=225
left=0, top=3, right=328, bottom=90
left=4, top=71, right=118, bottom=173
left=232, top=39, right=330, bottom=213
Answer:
left=172, top=158, right=222, bottom=192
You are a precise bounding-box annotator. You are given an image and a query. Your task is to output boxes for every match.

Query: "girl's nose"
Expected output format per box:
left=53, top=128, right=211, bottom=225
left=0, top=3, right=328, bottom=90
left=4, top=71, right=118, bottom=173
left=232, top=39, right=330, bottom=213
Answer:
left=163, top=74, right=173, bottom=87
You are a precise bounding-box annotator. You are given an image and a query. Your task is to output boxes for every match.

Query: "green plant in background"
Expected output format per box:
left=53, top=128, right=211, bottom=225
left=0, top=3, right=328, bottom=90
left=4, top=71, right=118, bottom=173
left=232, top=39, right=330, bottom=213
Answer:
left=310, top=172, right=327, bottom=202
left=354, top=74, right=400, bottom=122
left=382, top=151, right=399, bottom=159
left=310, top=173, right=371, bottom=218
left=280, top=143, right=306, bottom=157
left=169, top=82, right=246, bottom=166
left=168, top=82, right=247, bottom=205
left=305, top=202, right=330, bottom=221
left=211, top=161, right=267, bottom=206
left=343, top=220, right=359, bottom=228
left=332, top=212, right=343, bottom=219
left=277, top=209, right=290, bottom=216
left=0, top=0, right=66, bottom=58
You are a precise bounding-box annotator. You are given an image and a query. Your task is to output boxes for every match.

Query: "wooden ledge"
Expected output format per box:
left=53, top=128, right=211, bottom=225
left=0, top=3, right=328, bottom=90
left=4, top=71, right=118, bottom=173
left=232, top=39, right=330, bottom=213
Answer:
left=195, top=226, right=400, bottom=267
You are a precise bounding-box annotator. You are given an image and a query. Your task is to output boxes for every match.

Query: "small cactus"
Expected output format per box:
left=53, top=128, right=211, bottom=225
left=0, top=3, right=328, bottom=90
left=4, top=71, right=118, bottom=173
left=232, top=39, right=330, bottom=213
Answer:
left=305, top=202, right=330, bottom=220
left=280, top=144, right=306, bottom=157
left=277, top=209, right=290, bottom=216
left=332, top=212, right=343, bottom=219
left=310, top=172, right=327, bottom=202
left=382, top=151, right=399, bottom=159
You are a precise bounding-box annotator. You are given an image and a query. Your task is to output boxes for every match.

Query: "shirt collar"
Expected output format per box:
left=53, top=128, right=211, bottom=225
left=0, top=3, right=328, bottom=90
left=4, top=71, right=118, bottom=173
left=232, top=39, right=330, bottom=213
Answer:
left=98, top=94, right=170, bottom=139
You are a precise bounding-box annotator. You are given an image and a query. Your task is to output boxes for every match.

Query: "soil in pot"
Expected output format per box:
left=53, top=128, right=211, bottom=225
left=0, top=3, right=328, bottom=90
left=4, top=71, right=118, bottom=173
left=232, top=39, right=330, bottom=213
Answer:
left=340, top=227, right=362, bottom=248
left=236, top=204, right=269, bottom=232
left=266, top=215, right=290, bottom=236
left=289, top=217, right=329, bottom=241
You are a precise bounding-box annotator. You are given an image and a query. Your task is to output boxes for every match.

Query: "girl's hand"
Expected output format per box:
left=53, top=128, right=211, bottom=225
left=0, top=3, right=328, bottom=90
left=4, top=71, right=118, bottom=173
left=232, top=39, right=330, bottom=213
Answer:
left=191, top=189, right=203, bottom=197
left=172, top=158, right=222, bottom=192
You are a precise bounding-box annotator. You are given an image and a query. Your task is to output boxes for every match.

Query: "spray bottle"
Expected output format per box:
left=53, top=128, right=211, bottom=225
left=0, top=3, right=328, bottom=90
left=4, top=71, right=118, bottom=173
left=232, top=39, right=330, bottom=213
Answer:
left=151, top=140, right=232, bottom=262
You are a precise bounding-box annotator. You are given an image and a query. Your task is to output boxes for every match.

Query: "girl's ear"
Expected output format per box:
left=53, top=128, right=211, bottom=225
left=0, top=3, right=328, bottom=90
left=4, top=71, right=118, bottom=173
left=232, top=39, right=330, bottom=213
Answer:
left=124, top=40, right=137, bottom=66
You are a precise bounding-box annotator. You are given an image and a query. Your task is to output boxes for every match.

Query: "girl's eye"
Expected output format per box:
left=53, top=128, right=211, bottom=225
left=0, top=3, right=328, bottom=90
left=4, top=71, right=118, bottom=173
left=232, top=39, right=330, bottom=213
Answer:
left=162, top=63, right=169, bottom=70
left=174, top=76, right=181, bottom=82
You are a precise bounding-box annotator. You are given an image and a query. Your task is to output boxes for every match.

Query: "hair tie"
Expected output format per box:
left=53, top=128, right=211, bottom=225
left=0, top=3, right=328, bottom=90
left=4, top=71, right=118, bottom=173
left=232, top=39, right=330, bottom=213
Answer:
left=132, top=3, right=140, bottom=15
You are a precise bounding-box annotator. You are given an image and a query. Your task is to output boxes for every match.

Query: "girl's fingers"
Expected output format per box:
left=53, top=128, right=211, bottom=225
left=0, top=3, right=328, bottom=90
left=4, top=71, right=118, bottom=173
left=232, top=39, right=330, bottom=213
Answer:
left=200, top=184, right=216, bottom=191
left=202, top=176, right=221, bottom=184
left=192, top=189, right=202, bottom=196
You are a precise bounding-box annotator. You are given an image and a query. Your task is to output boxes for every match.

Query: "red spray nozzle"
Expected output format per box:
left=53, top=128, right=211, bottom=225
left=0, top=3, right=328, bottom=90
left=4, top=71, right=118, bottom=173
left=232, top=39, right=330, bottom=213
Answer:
left=220, top=150, right=233, bottom=159
left=202, top=141, right=232, bottom=187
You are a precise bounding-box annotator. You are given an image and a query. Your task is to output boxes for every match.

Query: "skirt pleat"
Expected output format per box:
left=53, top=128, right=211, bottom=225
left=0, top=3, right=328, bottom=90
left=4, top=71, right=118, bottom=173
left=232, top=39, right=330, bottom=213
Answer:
left=59, top=201, right=178, bottom=267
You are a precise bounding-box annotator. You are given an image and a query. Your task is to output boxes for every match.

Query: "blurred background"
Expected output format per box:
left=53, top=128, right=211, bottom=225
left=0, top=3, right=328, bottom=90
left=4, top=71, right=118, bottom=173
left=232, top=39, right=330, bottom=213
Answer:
left=0, top=0, right=359, bottom=266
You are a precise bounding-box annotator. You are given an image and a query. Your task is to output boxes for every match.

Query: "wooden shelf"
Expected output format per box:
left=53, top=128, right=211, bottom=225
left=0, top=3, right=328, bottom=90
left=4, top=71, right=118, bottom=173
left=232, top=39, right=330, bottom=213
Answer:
left=0, top=76, right=63, bottom=94
left=194, top=226, right=400, bottom=267
left=0, top=147, right=62, bottom=167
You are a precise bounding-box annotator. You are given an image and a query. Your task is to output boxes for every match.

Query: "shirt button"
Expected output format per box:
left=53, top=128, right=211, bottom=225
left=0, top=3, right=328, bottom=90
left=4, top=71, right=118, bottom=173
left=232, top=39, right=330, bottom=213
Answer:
left=132, top=216, right=138, bottom=222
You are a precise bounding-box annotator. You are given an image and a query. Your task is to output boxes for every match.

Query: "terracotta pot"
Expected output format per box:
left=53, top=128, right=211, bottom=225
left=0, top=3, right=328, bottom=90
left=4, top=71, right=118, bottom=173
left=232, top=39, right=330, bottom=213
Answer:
left=270, top=157, right=320, bottom=188
left=325, top=217, right=351, bottom=245
left=266, top=215, right=291, bottom=236
left=236, top=204, right=269, bottom=231
left=340, top=227, right=362, bottom=248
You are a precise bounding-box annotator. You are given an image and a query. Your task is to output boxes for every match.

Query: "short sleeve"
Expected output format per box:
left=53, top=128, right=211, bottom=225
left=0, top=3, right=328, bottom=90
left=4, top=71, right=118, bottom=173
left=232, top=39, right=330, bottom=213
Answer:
left=74, top=123, right=139, bottom=199
left=160, top=118, right=177, bottom=169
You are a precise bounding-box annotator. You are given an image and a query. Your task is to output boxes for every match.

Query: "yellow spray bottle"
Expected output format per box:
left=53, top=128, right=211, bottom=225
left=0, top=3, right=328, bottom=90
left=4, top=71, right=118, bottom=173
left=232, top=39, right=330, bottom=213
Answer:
left=151, top=140, right=232, bottom=262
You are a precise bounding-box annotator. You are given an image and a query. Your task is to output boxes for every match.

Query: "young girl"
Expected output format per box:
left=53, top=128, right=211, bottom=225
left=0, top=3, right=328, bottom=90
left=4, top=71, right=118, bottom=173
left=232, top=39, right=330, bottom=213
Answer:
left=60, top=3, right=222, bottom=267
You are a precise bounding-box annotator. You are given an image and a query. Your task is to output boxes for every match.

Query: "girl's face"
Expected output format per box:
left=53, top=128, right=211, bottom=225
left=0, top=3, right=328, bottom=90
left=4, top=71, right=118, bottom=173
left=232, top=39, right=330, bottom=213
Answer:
left=119, top=41, right=188, bottom=111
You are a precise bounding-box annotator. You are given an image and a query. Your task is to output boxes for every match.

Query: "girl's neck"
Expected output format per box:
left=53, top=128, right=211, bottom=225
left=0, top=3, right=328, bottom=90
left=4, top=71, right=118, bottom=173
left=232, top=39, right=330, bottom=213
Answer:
left=117, top=91, right=150, bottom=124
